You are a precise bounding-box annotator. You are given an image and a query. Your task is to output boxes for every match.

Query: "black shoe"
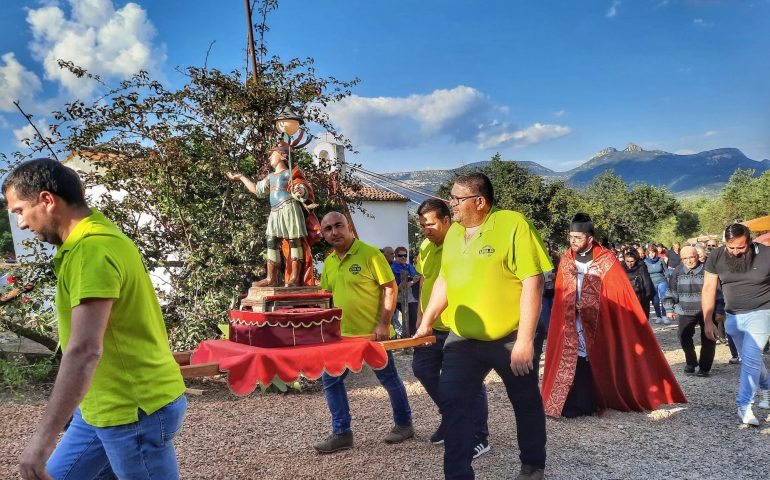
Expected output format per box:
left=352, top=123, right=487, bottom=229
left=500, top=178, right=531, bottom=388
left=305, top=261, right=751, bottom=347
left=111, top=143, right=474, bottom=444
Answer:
left=429, top=428, right=444, bottom=445
left=313, top=431, right=353, bottom=453
left=472, top=439, right=490, bottom=460
left=684, top=365, right=696, bottom=375
left=696, top=369, right=710, bottom=377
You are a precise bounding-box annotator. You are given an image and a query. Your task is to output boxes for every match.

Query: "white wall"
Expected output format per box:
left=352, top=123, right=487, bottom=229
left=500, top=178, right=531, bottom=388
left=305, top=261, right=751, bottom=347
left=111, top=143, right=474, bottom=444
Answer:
left=350, top=200, right=409, bottom=251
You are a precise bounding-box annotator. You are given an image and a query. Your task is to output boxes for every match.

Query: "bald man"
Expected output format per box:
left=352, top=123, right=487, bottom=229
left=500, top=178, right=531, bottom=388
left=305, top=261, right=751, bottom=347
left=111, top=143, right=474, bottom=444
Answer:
left=313, top=212, right=414, bottom=453
left=663, top=246, right=717, bottom=376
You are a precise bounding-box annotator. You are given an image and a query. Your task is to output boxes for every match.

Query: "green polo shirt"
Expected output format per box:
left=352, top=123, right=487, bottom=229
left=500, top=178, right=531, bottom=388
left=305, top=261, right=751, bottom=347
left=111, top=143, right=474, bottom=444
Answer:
left=417, top=238, right=449, bottom=332
left=440, top=207, right=552, bottom=341
left=321, top=239, right=395, bottom=336
left=53, top=209, right=185, bottom=427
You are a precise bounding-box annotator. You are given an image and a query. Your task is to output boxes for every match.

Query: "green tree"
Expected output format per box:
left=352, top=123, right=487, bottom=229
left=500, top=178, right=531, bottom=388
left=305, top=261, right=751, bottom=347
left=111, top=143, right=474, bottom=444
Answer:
left=0, top=1, right=360, bottom=350
left=582, top=171, right=678, bottom=243
left=0, top=199, right=14, bottom=256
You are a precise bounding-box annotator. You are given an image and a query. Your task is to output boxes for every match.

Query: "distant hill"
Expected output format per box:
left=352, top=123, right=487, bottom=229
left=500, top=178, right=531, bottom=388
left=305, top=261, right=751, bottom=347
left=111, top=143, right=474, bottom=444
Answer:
left=377, top=144, right=770, bottom=198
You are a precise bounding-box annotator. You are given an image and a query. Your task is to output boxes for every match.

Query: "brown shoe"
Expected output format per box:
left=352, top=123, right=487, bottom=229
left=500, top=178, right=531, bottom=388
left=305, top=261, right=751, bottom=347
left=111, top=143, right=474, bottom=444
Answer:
left=313, top=431, right=353, bottom=453
left=516, top=464, right=545, bottom=480
left=383, top=423, right=414, bottom=444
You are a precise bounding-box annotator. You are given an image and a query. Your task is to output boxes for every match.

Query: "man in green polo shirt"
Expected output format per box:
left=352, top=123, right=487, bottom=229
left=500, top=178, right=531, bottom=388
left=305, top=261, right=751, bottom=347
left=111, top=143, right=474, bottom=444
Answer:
left=412, top=198, right=490, bottom=459
left=415, top=173, right=552, bottom=480
left=4, top=159, right=186, bottom=480
left=314, top=211, right=413, bottom=453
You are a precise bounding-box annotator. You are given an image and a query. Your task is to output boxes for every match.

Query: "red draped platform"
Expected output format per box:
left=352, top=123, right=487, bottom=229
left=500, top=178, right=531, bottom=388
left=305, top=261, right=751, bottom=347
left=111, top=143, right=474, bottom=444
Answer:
left=189, top=337, right=389, bottom=395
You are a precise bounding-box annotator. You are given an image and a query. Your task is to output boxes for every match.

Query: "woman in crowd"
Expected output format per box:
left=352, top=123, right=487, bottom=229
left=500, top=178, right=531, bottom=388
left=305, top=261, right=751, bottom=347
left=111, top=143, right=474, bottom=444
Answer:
left=644, top=246, right=670, bottom=324
left=623, top=249, right=655, bottom=318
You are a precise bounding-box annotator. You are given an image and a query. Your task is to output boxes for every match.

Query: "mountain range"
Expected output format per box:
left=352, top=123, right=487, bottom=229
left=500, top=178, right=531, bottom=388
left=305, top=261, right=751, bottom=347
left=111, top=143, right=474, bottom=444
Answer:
left=374, top=144, right=770, bottom=199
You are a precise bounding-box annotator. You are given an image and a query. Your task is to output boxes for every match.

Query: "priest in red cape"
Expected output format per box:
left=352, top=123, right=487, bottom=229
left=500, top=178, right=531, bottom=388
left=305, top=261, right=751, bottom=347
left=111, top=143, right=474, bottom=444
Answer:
left=541, top=213, right=687, bottom=418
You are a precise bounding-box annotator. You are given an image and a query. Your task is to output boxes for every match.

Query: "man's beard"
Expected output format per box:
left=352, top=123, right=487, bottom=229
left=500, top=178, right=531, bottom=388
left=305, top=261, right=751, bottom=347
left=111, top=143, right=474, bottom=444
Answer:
left=725, top=248, right=754, bottom=274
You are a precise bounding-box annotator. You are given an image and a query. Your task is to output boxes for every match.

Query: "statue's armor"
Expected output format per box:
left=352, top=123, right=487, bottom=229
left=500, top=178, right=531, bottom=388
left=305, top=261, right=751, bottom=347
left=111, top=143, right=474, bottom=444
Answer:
left=269, top=169, right=293, bottom=209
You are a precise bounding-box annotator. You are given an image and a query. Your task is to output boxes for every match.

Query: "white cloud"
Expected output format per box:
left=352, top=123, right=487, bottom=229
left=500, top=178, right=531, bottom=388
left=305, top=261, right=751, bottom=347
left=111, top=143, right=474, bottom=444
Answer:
left=674, top=149, right=697, bottom=155
left=26, top=0, right=164, bottom=98
left=704, top=130, right=719, bottom=137
left=607, top=1, right=621, bottom=18
left=325, top=86, right=571, bottom=151
left=0, top=52, right=43, bottom=112
left=693, top=18, right=713, bottom=27
left=476, top=123, right=571, bottom=150
left=554, top=109, right=566, bottom=118
left=13, top=119, right=54, bottom=148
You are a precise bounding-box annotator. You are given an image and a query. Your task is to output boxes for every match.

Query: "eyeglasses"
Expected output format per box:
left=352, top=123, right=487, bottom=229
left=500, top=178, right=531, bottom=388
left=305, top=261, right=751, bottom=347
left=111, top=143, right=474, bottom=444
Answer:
left=448, top=194, right=480, bottom=205
left=396, top=254, right=408, bottom=258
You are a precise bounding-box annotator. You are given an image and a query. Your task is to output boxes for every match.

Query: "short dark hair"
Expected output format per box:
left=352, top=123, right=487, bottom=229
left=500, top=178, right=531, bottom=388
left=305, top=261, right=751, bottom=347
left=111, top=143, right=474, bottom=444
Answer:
left=2, top=158, right=86, bottom=207
left=417, top=198, right=451, bottom=219
left=724, top=223, right=751, bottom=242
left=454, top=172, right=494, bottom=204
left=395, top=246, right=408, bottom=254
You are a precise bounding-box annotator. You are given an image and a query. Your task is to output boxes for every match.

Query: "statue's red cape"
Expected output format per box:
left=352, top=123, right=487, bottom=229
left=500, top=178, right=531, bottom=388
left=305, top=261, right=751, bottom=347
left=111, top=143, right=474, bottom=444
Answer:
left=541, top=242, right=686, bottom=418
left=282, top=166, right=320, bottom=286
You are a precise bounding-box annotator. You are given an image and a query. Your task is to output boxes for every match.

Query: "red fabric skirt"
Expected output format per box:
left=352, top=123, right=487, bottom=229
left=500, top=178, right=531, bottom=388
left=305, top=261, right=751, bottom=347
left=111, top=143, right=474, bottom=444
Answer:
left=190, top=337, right=388, bottom=395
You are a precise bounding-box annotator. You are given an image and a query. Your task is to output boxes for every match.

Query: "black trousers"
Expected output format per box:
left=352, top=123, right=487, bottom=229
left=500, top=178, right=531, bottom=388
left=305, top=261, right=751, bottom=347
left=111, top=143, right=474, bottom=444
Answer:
left=561, top=356, right=596, bottom=418
left=439, top=331, right=546, bottom=480
left=677, top=313, right=716, bottom=372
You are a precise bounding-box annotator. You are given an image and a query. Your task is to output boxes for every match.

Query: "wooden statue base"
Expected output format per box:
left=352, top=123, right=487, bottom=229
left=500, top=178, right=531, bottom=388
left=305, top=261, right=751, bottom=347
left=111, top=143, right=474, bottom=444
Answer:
left=240, top=286, right=332, bottom=312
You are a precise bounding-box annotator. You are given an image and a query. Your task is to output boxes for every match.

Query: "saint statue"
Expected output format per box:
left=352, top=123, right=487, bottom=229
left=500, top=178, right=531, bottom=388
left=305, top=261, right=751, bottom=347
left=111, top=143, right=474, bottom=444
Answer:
left=227, top=146, right=319, bottom=287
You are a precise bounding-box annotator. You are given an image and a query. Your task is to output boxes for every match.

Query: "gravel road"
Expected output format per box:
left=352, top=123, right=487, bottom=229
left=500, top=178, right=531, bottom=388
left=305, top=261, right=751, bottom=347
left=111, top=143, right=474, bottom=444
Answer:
left=1, top=323, right=768, bottom=479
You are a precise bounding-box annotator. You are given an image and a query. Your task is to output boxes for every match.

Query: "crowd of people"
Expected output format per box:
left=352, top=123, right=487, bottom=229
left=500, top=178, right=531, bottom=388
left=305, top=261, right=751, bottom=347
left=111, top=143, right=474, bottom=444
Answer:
left=4, top=158, right=769, bottom=480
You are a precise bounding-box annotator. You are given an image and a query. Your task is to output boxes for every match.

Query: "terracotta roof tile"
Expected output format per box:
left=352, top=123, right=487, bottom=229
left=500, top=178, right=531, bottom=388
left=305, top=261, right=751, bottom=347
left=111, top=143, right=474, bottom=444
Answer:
left=344, top=184, right=409, bottom=202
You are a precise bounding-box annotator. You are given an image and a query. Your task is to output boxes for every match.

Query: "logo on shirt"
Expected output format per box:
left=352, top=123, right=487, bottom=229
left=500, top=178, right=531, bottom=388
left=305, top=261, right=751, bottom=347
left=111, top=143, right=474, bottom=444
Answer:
left=349, top=264, right=362, bottom=275
left=478, top=245, right=495, bottom=257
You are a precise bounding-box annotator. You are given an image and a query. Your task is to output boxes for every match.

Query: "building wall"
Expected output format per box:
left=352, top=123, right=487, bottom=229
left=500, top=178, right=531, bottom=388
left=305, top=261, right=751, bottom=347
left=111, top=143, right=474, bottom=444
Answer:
left=350, top=200, right=409, bottom=251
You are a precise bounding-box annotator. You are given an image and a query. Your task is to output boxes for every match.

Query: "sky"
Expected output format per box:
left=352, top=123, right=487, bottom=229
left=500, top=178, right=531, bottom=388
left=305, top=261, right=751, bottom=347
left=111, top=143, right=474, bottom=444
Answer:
left=1, top=0, right=769, bottom=173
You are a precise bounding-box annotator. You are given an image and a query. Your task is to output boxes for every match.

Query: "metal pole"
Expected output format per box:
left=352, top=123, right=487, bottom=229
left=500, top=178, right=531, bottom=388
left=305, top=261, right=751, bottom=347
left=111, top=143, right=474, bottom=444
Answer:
left=243, top=0, right=260, bottom=85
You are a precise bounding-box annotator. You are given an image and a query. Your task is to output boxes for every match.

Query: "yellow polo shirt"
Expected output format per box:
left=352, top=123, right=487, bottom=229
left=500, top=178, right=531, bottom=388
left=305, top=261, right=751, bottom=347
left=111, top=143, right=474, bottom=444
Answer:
left=417, top=238, right=449, bottom=331
left=441, top=207, right=552, bottom=341
left=321, top=239, right=395, bottom=336
left=53, top=209, right=185, bottom=427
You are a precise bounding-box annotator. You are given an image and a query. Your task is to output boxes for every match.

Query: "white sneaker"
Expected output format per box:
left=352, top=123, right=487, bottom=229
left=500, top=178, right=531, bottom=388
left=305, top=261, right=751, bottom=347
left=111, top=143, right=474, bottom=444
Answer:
left=655, top=317, right=664, bottom=325
left=738, top=405, right=759, bottom=426
left=758, top=390, right=770, bottom=409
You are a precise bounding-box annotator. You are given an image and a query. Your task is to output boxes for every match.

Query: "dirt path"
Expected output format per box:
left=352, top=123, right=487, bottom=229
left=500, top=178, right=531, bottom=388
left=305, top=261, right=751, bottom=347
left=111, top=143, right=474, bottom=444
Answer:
left=1, top=324, right=768, bottom=479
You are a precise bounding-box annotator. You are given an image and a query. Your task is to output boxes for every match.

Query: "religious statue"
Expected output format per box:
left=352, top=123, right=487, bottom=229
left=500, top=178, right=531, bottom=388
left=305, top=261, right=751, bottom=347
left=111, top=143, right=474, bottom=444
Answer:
left=227, top=146, right=319, bottom=287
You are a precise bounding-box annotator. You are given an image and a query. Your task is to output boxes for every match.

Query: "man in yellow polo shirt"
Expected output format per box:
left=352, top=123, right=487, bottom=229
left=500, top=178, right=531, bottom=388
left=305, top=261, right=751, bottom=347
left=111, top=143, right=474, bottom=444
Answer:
left=4, top=159, right=186, bottom=480
left=314, top=211, right=413, bottom=453
left=415, top=172, right=552, bottom=480
left=412, top=198, right=490, bottom=459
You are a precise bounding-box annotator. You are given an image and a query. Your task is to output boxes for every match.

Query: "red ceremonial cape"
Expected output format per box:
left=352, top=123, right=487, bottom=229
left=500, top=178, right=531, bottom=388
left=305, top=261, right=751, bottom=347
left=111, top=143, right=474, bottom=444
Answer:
left=281, top=166, right=319, bottom=286
left=541, top=242, right=686, bottom=418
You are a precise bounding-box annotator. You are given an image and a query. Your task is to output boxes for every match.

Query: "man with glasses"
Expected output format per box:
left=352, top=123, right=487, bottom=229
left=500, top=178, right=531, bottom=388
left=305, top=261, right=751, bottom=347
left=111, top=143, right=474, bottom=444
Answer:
left=412, top=198, right=490, bottom=460
left=415, top=172, right=550, bottom=480
left=542, top=213, right=685, bottom=419
left=391, top=246, right=420, bottom=337
left=663, top=246, right=716, bottom=377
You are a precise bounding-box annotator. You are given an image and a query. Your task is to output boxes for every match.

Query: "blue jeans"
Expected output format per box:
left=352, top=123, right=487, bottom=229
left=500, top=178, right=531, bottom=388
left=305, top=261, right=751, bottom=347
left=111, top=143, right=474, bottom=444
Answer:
left=411, top=330, right=489, bottom=442
left=322, top=351, right=411, bottom=433
left=439, top=331, right=546, bottom=479
left=725, top=310, right=770, bottom=408
left=652, top=281, right=668, bottom=318
left=47, top=395, right=187, bottom=480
